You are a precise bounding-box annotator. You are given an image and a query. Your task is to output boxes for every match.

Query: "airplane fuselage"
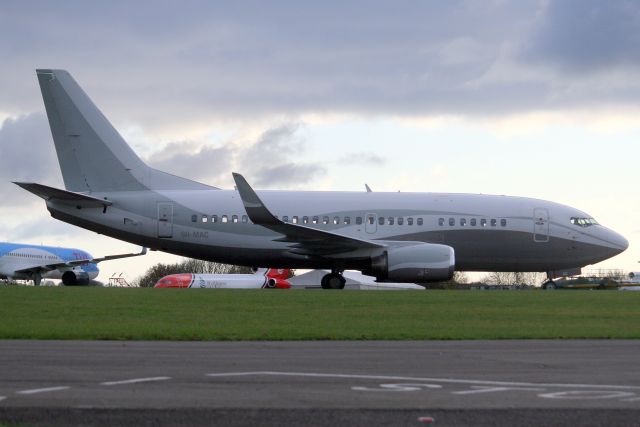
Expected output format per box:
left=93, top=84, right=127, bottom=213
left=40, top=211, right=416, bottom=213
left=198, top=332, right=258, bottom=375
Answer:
left=44, top=188, right=626, bottom=274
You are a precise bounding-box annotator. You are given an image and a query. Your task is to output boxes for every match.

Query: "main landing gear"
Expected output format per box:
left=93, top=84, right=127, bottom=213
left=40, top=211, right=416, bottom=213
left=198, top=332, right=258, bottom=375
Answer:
left=321, top=270, right=346, bottom=289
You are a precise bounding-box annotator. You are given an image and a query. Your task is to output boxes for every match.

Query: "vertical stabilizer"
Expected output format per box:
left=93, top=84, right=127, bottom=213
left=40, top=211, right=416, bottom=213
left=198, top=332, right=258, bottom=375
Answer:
left=36, top=69, right=214, bottom=192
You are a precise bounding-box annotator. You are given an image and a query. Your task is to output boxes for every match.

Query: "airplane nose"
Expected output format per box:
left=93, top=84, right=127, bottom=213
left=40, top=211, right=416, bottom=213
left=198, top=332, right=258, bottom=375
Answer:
left=612, top=231, right=629, bottom=253
left=608, top=229, right=629, bottom=254
left=154, top=274, right=193, bottom=288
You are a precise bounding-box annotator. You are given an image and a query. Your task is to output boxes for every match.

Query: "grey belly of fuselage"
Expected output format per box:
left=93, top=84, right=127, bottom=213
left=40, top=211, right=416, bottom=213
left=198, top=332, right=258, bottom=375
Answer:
left=48, top=205, right=603, bottom=273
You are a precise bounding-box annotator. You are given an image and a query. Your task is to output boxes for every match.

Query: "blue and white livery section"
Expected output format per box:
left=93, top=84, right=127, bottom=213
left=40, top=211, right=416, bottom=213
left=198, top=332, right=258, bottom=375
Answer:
left=0, top=242, right=97, bottom=286
left=0, top=242, right=146, bottom=286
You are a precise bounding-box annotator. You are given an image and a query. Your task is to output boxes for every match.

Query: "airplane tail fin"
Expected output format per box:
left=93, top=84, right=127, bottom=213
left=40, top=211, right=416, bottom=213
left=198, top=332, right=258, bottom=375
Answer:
left=36, top=69, right=214, bottom=193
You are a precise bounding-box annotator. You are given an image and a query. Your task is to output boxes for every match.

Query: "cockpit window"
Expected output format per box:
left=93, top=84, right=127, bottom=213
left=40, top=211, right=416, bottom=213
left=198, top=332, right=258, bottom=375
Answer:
left=570, top=217, right=598, bottom=227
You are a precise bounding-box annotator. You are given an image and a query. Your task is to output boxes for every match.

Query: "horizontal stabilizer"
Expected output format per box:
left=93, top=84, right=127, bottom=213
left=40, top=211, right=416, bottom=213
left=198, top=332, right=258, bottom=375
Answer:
left=13, top=182, right=112, bottom=208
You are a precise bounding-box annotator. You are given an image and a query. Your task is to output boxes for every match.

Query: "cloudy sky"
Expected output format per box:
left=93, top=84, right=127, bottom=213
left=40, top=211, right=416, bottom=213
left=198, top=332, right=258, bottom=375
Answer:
left=1, top=0, right=639, bottom=283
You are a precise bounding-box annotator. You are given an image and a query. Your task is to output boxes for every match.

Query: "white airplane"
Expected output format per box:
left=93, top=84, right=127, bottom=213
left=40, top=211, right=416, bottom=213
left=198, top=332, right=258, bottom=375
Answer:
left=16, top=69, right=629, bottom=289
left=154, top=268, right=291, bottom=289
left=0, top=241, right=146, bottom=286
left=290, top=270, right=425, bottom=290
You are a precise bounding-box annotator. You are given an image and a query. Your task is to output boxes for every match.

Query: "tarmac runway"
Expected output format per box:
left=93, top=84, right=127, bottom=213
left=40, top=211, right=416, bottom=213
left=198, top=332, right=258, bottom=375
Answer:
left=1, top=340, right=640, bottom=426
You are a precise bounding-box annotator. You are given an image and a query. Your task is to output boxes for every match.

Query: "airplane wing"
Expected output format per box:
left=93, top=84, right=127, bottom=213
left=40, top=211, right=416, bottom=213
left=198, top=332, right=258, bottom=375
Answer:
left=232, top=173, right=385, bottom=256
left=13, top=182, right=112, bottom=208
left=13, top=247, right=147, bottom=275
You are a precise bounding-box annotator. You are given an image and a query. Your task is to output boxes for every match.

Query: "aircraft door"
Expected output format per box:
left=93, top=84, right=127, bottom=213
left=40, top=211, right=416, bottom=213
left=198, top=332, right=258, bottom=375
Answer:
left=365, top=213, right=377, bottom=234
left=533, top=208, right=549, bottom=242
left=157, top=203, right=173, bottom=238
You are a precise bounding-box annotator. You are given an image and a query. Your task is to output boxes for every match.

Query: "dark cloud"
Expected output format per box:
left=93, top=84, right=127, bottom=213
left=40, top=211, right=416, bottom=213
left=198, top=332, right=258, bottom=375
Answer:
left=0, top=113, right=62, bottom=204
left=338, top=153, right=386, bottom=166
left=240, top=124, right=325, bottom=187
left=144, top=123, right=324, bottom=188
left=523, top=0, right=640, bottom=72
left=0, top=216, right=83, bottom=242
left=2, top=1, right=640, bottom=124
left=251, top=163, right=324, bottom=187
left=146, top=142, right=233, bottom=185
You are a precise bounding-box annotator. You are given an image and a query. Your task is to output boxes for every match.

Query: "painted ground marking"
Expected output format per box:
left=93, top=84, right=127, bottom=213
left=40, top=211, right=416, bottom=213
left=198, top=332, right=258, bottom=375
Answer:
left=205, top=371, right=640, bottom=391
left=101, top=376, right=171, bottom=386
left=17, top=386, right=70, bottom=395
left=205, top=371, right=640, bottom=402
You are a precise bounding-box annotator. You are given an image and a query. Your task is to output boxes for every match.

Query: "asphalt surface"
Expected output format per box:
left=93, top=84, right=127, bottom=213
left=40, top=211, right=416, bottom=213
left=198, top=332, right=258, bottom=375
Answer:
left=1, top=340, right=640, bottom=426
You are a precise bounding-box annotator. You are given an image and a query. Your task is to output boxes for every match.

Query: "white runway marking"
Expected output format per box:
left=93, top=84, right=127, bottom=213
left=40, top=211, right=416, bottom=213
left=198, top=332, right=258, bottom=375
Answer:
left=352, top=383, right=442, bottom=392
left=452, top=386, right=545, bottom=395
left=17, top=386, right=70, bottom=395
left=101, top=376, right=171, bottom=386
left=205, top=371, right=640, bottom=391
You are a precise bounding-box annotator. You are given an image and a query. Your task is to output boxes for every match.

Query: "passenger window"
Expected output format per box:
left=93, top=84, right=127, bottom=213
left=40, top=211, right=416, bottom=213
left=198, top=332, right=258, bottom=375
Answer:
left=303, top=216, right=309, bottom=224
left=323, top=216, right=329, bottom=225
left=312, top=216, right=319, bottom=224
left=470, top=218, right=476, bottom=226
left=201, top=215, right=208, bottom=223
left=481, top=218, right=487, bottom=227
left=501, top=219, right=507, bottom=227
left=449, top=218, right=455, bottom=226
left=344, top=217, right=351, bottom=225
left=191, top=214, right=197, bottom=222
left=491, top=219, right=497, bottom=227
left=282, top=215, right=289, bottom=223
left=242, top=215, right=248, bottom=223
left=232, top=215, right=238, bottom=223
left=389, top=217, right=394, bottom=225
left=398, top=217, right=404, bottom=225
left=368, top=216, right=375, bottom=225
left=333, top=216, right=340, bottom=225
left=460, top=218, right=466, bottom=226
left=438, top=218, right=445, bottom=226
left=378, top=217, right=385, bottom=226
left=356, top=217, right=363, bottom=225
left=211, top=215, right=218, bottom=223
left=417, top=218, right=423, bottom=226
left=407, top=218, right=414, bottom=226
left=222, top=215, right=228, bottom=223
left=292, top=216, right=298, bottom=224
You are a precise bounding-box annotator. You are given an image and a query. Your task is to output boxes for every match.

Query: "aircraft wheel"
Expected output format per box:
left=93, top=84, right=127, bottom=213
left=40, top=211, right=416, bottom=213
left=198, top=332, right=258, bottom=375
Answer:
left=321, top=273, right=346, bottom=289
left=543, top=281, right=556, bottom=290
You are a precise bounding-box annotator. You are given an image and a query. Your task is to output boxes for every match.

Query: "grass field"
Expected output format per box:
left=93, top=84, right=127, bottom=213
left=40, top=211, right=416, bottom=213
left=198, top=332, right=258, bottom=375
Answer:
left=1, top=287, right=640, bottom=340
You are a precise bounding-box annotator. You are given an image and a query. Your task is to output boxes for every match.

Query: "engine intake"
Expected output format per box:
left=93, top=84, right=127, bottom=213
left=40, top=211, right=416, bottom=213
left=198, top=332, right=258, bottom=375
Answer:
left=368, top=243, right=455, bottom=283
left=61, top=270, right=90, bottom=286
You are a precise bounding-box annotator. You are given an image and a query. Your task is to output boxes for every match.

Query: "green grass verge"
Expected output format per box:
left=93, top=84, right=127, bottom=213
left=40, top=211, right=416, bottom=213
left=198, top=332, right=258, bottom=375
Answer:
left=1, top=287, right=639, bottom=340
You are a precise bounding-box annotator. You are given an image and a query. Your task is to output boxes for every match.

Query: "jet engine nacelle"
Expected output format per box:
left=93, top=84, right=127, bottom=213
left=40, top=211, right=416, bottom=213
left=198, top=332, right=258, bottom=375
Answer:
left=61, top=270, right=90, bottom=286
left=266, top=278, right=291, bottom=289
left=369, top=243, right=455, bottom=283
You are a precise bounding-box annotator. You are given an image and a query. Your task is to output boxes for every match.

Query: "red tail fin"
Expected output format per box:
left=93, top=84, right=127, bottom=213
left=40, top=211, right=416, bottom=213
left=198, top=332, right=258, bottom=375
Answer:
left=265, top=269, right=291, bottom=280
